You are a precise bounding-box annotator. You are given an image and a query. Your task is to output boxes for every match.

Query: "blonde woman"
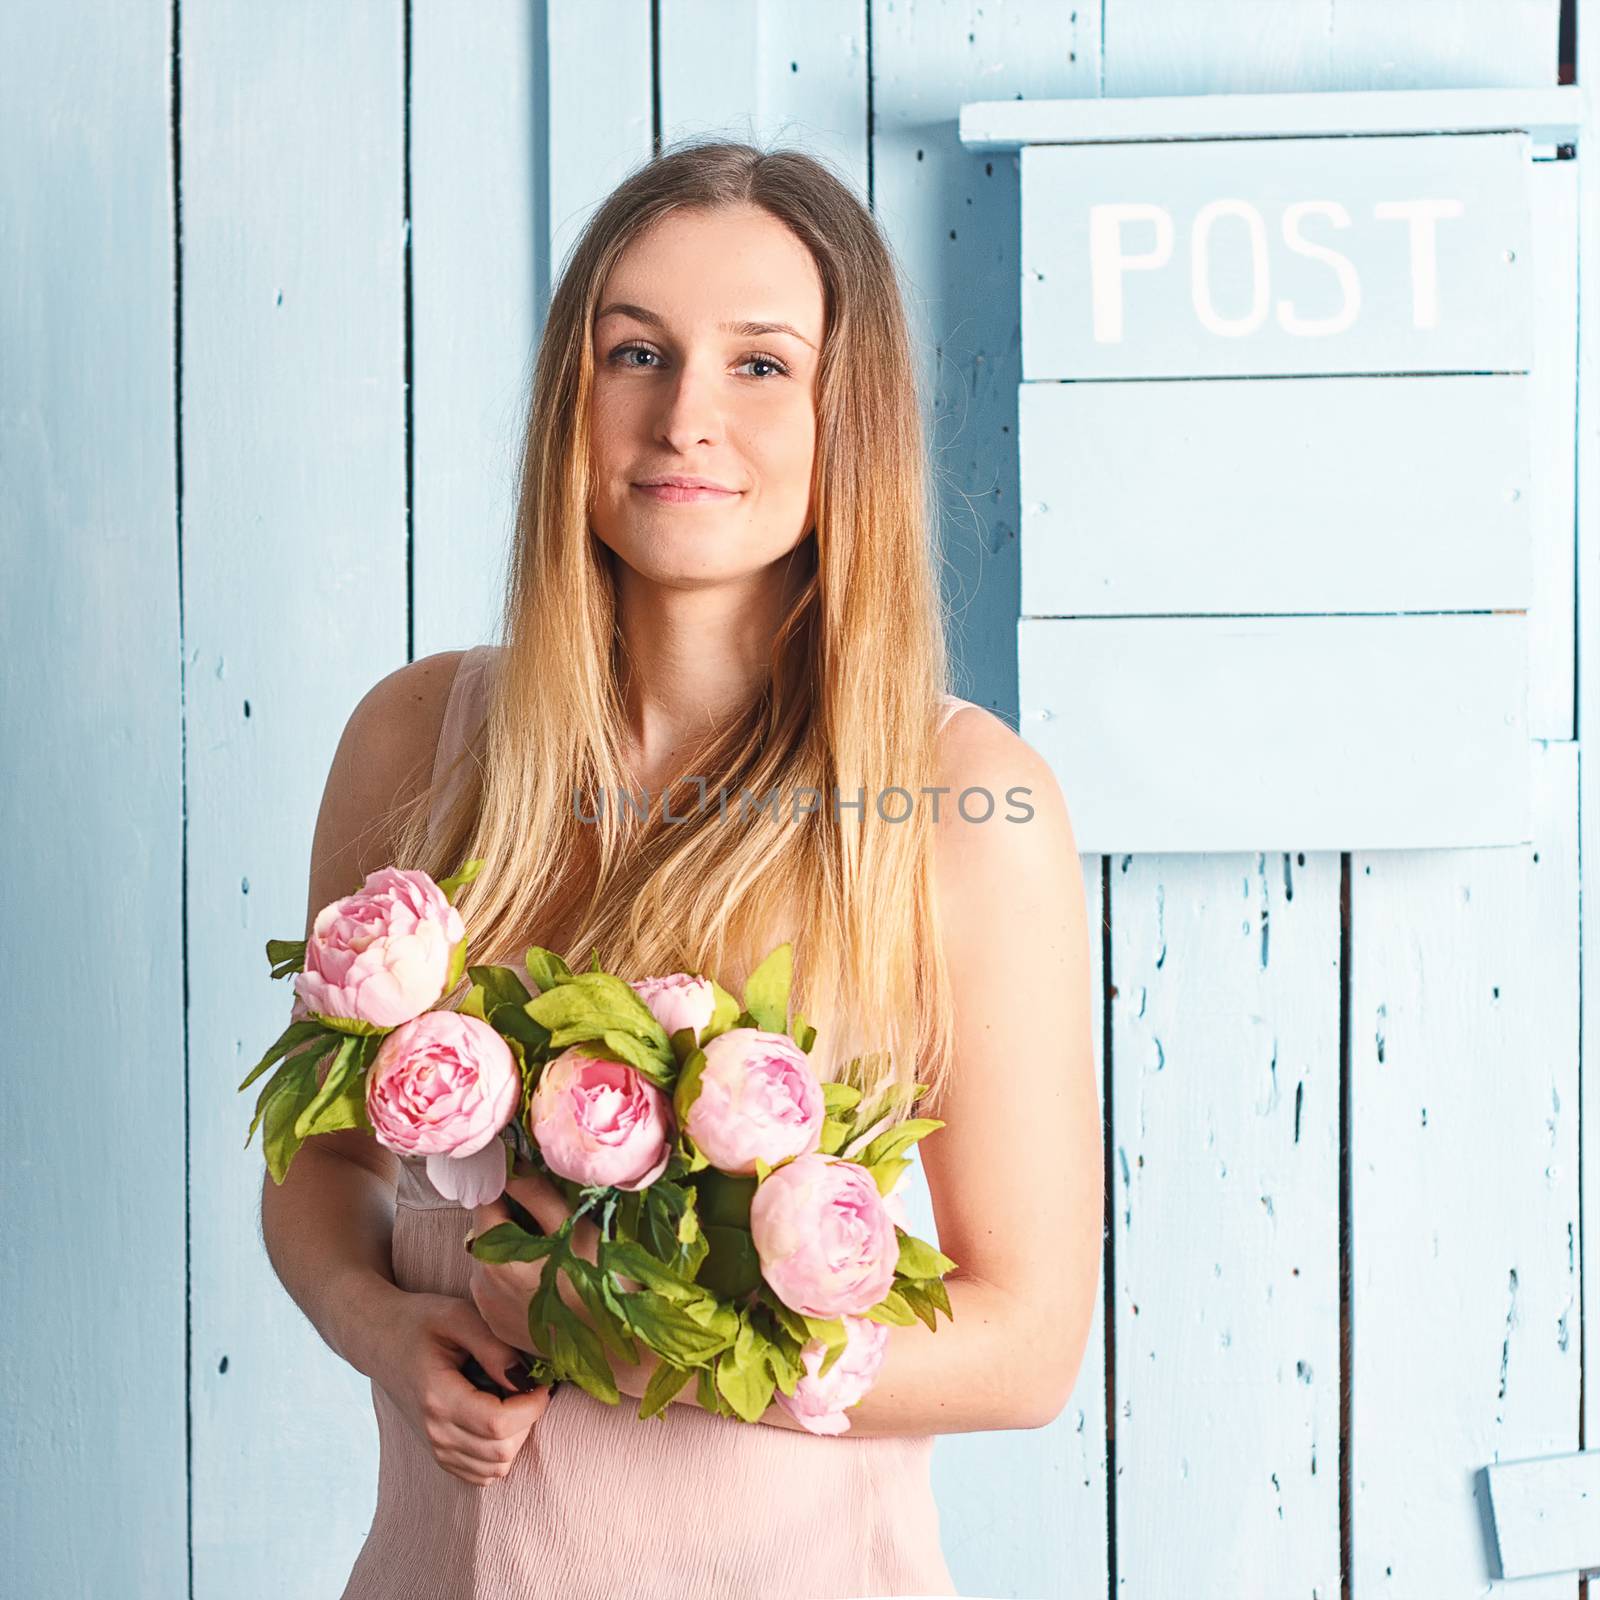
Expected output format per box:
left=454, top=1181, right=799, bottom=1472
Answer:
left=262, top=139, right=1101, bottom=1600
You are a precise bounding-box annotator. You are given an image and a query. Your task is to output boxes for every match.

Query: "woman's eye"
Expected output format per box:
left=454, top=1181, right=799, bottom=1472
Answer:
left=607, top=344, right=788, bottom=379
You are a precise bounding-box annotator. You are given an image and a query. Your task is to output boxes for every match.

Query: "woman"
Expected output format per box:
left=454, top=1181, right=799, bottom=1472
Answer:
left=261, top=138, right=1101, bottom=1600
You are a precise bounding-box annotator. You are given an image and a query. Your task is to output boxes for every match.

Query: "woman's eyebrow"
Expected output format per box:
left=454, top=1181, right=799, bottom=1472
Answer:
left=595, top=301, right=814, bottom=350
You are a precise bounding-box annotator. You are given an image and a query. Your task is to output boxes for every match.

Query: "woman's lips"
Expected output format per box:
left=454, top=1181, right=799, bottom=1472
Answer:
left=632, top=483, right=740, bottom=503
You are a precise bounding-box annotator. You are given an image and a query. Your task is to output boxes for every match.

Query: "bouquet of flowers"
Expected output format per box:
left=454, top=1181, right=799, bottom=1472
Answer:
left=241, top=859, right=957, bottom=1434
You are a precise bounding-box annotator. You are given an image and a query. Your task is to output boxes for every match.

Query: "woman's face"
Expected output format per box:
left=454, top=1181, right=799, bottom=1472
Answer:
left=587, top=203, right=826, bottom=590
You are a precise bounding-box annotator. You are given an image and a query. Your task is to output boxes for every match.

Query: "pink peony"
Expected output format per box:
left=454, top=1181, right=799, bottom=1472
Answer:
left=529, top=1047, right=673, bottom=1191
left=774, top=1314, right=889, bottom=1436
left=426, top=1138, right=511, bottom=1207
left=630, top=972, right=716, bottom=1042
left=365, top=1010, right=519, bottom=1161
left=294, top=866, right=465, bottom=1029
left=685, top=1027, right=824, bottom=1176
left=749, top=1152, right=900, bottom=1319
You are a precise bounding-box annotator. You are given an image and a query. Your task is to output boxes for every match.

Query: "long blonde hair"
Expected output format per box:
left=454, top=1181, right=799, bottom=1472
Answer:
left=388, top=137, right=958, bottom=1127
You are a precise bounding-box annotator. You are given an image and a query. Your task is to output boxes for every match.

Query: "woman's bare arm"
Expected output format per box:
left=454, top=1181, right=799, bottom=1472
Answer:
left=257, top=650, right=464, bottom=1375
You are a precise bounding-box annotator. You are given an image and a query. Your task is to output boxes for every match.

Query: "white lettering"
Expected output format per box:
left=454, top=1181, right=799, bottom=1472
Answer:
left=1275, top=200, right=1361, bottom=336
left=1089, top=202, right=1174, bottom=343
left=1372, top=197, right=1465, bottom=329
left=1190, top=198, right=1270, bottom=337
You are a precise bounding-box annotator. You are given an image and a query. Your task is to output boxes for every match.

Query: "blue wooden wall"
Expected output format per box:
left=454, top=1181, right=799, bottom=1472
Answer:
left=3, top=3, right=1591, bottom=1598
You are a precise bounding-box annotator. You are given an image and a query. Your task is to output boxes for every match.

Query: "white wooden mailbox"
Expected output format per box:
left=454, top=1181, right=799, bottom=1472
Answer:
left=960, top=87, right=1584, bottom=854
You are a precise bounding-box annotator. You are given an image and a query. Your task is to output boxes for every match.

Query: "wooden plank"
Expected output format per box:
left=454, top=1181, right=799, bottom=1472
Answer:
left=182, top=7, right=408, bottom=1596
left=1100, top=0, right=1562, bottom=98
left=1575, top=0, right=1600, bottom=1499
left=1020, top=374, right=1529, bottom=616
left=872, top=12, right=1112, bottom=1596
left=1527, top=158, right=1578, bottom=742
left=1018, top=614, right=1530, bottom=853
left=1109, top=848, right=1341, bottom=1596
left=660, top=0, right=867, bottom=185
left=1351, top=740, right=1580, bottom=1595
left=960, top=86, right=1583, bottom=152
left=1485, top=1448, right=1600, bottom=1578
left=548, top=0, right=653, bottom=300
left=410, top=1, right=544, bottom=654
left=1022, top=133, right=1532, bottom=381
left=0, top=7, right=187, bottom=1595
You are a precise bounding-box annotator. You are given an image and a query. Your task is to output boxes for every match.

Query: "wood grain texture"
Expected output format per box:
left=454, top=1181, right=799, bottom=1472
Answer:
left=1527, top=157, right=1578, bottom=741
left=1111, top=848, right=1342, bottom=1596
left=1020, top=613, right=1531, bottom=853
left=410, top=1, right=544, bottom=655
left=1100, top=0, right=1562, bottom=97
left=0, top=6, right=188, bottom=1596
left=1485, top=1446, right=1600, bottom=1578
left=867, top=7, right=1110, bottom=1595
left=1020, top=373, right=1530, bottom=616
left=180, top=6, right=407, bottom=1595
left=1350, top=740, right=1580, bottom=1596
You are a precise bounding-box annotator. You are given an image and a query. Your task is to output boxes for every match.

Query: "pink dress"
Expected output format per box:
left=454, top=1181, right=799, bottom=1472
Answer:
left=340, top=644, right=969, bottom=1600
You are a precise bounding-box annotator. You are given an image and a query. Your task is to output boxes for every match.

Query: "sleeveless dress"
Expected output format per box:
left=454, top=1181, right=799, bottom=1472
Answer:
left=339, top=644, right=974, bottom=1600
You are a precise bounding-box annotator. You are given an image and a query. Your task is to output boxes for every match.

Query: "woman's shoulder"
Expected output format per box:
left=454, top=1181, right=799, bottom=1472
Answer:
left=324, top=648, right=485, bottom=847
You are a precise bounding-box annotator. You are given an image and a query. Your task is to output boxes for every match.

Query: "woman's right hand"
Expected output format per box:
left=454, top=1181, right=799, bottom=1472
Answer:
left=366, top=1288, right=554, bottom=1487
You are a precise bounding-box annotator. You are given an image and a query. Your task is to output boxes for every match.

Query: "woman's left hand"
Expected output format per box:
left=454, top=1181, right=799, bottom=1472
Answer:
left=467, top=1165, right=601, bottom=1354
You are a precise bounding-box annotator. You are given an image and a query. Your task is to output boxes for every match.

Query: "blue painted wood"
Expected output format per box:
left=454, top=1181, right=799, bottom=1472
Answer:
left=1021, top=373, right=1530, bottom=616
left=870, top=8, right=1112, bottom=1595
left=1019, top=613, right=1531, bottom=852
left=410, top=2, right=544, bottom=656
left=1101, top=0, right=1562, bottom=97
left=0, top=7, right=188, bottom=1596
left=960, top=86, right=1583, bottom=150
left=181, top=7, right=408, bottom=1596
left=1022, top=132, right=1532, bottom=380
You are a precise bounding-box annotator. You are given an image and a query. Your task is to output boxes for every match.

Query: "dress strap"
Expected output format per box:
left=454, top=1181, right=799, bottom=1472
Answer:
left=936, top=692, right=974, bottom=733
left=426, top=645, right=498, bottom=850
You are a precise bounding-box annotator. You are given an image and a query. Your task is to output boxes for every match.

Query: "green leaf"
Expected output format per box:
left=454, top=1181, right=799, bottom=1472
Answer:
left=265, top=938, right=307, bottom=979
left=790, top=1010, right=817, bottom=1053
left=619, top=1289, right=739, bottom=1367
left=696, top=1364, right=720, bottom=1414
left=694, top=1223, right=763, bottom=1300
left=601, top=1240, right=704, bottom=1304
left=587, top=1028, right=675, bottom=1087
left=638, top=1357, right=695, bottom=1420
left=817, top=1117, right=853, bottom=1156
left=259, top=1056, right=319, bottom=1184
left=238, top=1017, right=329, bottom=1093
left=742, top=943, right=792, bottom=1034
left=821, top=1081, right=863, bottom=1115
left=860, top=1287, right=918, bottom=1327
left=469, top=1221, right=558, bottom=1265
left=866, top=1155, right=912, bottom=1197
left=895, top=1279, right=949, bottom=1332
left=896, top=1232, right=957, bottom=1280
left=436, top=856, right=486, bottom=903
left=563, top=1257, right=640, bottom=1367
left=294, top=1035, right=372, bottom=1138
left=701, top=980, right=742, bottom=1044
left=443, top=936, right=467, bottom=999
left=692, top=1170, right=757, bottom=1229
left=527, top=974, right=672, bottom=1061
left=671, top=1047, right=708, bottom=1129
left=800, top=1313, right=848, bottom=1377
left=714, top=1307, right=777, bottom=1422
left=523, top=945, right=575, bottom=995
left=470, top=963, right=533, bottom=1012
left=764, top=1295, right=813, bottom=1347
left=857, top=1117, right=946, bottom=1170
left=546, top=1298, right=620, bottom=1404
